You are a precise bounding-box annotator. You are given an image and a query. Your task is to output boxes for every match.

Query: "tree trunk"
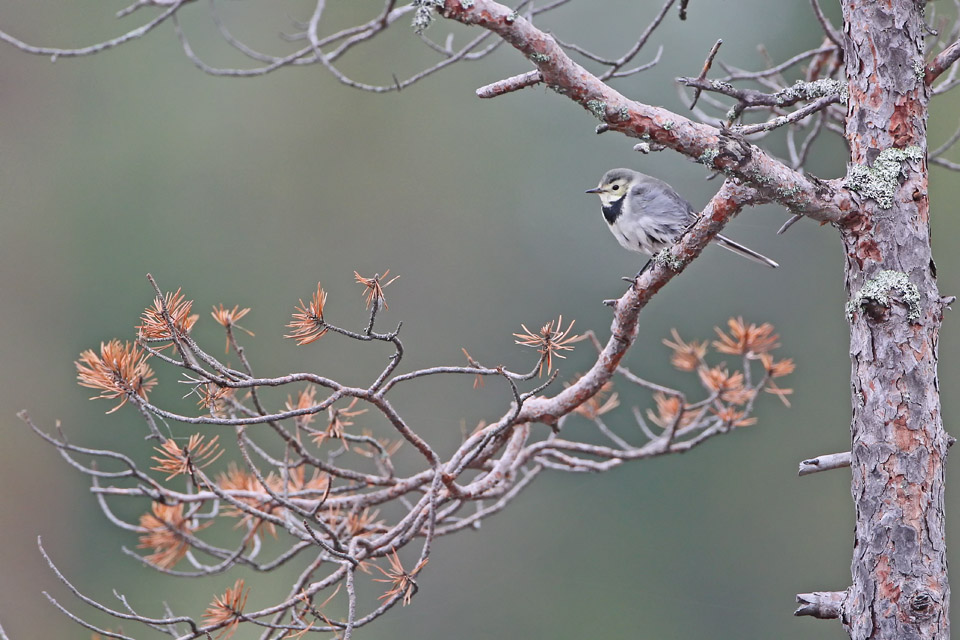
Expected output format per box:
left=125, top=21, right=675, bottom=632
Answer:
left=841, top=1, right=950, bottom=637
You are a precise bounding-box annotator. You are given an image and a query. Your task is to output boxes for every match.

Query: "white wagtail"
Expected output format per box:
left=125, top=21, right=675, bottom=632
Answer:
left=586, top=168, right=778, bottom=269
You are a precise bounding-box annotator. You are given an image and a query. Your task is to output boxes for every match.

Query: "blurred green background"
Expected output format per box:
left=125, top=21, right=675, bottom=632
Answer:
left=2, top=1, right=959, bottom=638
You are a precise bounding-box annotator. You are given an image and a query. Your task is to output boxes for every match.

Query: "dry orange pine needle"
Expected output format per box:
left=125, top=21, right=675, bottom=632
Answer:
left=286, top=283, right=329, bottom=345
left=373, top=548, right=428, bottom=606
left=513, top=315, right=584, bottom=376
left=202, top=579, right=250, bottom=640
left=713, top=317, right=780, bottom=357
left=76, top=339, right=157, bottom=413
left=355, top=269, right=399, bottom=310
left=151, top=434, right=223, bottom=480
left=211, top=304, right=253, bottom=352
left=138, top=502, right=206, bottom=569
left=138, top=288, right=198, bottom=345
left=662, top=328, right=708, bottom=372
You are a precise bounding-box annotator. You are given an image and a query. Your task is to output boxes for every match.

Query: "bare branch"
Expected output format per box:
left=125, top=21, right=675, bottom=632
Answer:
left=794, top=591, right=846, bottom=619
left=810, top=0, right=843, bottom=48
left=678, top=76, right=845, bottom=126
left=609, top=45, right=664, bottom=79
left=476, top=70, right=543, bottom=98
left=926, top=37, right=960, bottom=85
left=798, top=451, right=851, bottom=476
left=597, top=0, right=675, bottom=81
left=737, top=94, right=842, bottom=135
left=930, top=119, right=960, bottom=159
left=931, top=156, right=960, bottom=171
left=717, top=44, right=838, bottom=82
left=0, top=0, right=189, bottom=60
left=777, top=214, right=804, bottom=235
left=793, top=110, right=828, bottom=169
left=688, top=39, right=723, bottom=110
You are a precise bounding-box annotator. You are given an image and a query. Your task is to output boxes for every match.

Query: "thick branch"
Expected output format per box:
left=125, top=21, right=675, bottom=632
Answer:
left=441, top=0, right=853, bottom=224
left=926, top=38, right=960, bottom=85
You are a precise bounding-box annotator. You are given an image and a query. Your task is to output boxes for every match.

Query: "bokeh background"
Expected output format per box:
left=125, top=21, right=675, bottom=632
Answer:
left=2, top=1, right=959, bottom=638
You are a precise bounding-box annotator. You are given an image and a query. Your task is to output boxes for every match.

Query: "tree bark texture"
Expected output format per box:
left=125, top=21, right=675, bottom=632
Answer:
left=841, top=2, right=949, bottom=637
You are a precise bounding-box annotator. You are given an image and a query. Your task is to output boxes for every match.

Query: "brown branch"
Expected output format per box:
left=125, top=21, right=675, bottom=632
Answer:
left=440, top=0, right=853, bottom=224
left=926, top=38, right=960, bottom=85
left=688, top=39, right=723, bottom=109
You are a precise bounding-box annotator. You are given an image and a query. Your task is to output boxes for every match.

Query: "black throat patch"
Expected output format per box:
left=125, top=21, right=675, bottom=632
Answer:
left=601, top=196, right=625, bottom=225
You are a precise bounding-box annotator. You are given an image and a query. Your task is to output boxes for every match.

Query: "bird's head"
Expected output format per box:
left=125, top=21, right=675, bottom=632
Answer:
left=585, top=168, right=637, bottom=207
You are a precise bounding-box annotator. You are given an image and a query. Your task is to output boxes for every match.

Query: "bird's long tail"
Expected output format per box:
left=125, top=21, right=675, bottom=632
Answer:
left=714, top=234, right=779, bottom=268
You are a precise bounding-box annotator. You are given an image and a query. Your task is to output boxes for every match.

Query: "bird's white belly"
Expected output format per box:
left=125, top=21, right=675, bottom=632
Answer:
left=608, top=216, right=671, bottom=256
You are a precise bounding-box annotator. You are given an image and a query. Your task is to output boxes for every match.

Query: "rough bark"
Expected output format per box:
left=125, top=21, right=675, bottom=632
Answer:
left=840, top=2, right=950, bottom=637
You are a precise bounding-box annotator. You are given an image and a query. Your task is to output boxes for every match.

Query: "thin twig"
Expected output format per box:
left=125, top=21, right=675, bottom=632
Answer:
left=810, top=0, right=843, bottom=48
left=689, top=39, right=723, bottom=110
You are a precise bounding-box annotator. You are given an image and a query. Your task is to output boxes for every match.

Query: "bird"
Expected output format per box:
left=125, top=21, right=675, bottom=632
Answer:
left=586, top=168, right=778, bottom=269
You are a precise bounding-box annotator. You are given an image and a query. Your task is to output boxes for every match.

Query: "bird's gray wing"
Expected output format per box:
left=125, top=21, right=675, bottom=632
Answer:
left=630, top=178, right=696, bottom=225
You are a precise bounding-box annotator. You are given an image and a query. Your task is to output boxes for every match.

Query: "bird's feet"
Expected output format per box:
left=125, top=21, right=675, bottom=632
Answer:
left=622, top=258, right=653, bottom=283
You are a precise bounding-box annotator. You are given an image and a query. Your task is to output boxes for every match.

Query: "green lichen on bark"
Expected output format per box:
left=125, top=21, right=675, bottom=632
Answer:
left=844, top=146, right=923, bottom=209
left=913, top=60, right=926, bottom=82
left=586, top=100, right=607, bottom=120
left=412, top=0, right=444, bottom=33
left=697, top=148, right=719, bottom=166
left=775, top=185, right=802, bottom=198
left=775, top=79, right=848, bottom=105
left=654, top=248, right=684, bottom=270
left=846, top=270, right=922, bottom=321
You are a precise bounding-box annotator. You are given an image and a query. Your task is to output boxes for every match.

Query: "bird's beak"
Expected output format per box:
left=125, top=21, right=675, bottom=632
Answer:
left=585, top=187, right=602, bottom=194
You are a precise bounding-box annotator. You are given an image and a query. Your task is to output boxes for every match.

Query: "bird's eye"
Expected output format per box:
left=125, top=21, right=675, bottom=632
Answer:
left=611, top=184, right=620, bottom=191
